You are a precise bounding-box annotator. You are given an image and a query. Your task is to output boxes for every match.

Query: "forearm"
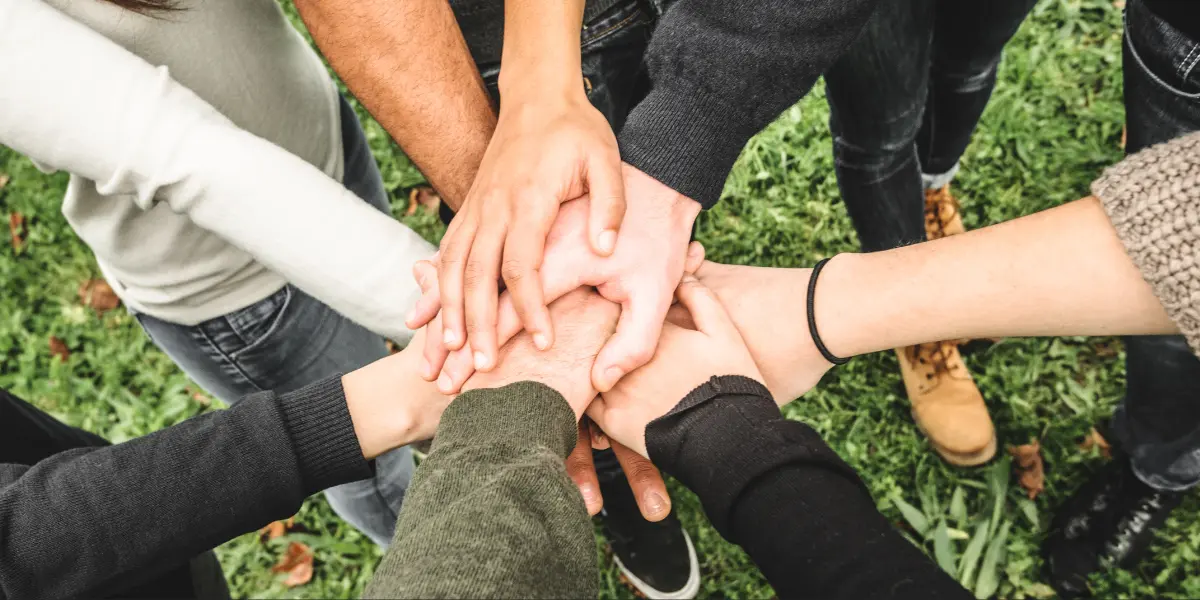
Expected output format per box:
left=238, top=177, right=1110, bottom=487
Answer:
left=498, top=0, right=585, bottom=99
left=366, top=382, right=596, bottom=599
left=817, top=196, right=1175, bottom=357
left=0, top=379, right=369, bottom=600
left=617, top=0, right=877, bottom=205
left=294, top=0, right=494, bottom=209
left=647, top=377, right=965, bottom=599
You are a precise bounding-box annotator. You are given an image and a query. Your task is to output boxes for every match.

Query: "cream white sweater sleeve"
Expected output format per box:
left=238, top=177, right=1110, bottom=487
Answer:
left=0, top=0, right=434, bottom=343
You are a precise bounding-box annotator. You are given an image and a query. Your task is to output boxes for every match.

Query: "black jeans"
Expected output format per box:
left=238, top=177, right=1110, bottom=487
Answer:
left=0, top=388, right=230, bottom=599
left=1111, top=0, right=1200, bottom=492
left=445, top=0, right=674, bottom=477
left=823, top=0, right=1037, bottom=252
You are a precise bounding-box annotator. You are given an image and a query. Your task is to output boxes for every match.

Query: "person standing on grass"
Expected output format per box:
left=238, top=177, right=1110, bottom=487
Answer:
left=296, top=0, right=880, bottom=596
left=1043, top=1, right=1200, bottom=596
left=820, top=0, right=1039, bottom=467
left=0, top=0, right=441, bottom=547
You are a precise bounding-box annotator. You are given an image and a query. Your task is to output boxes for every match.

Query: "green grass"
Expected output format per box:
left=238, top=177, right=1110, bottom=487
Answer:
left=3, top=0, right=1199, bottom=597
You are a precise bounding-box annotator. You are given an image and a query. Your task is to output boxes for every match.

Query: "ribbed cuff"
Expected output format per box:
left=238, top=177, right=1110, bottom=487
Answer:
left=277, top=375, right=372, bottom=496
left=646, top=375, right=865, bottom=537
left=1093, top=130, right=1200, bottom=356
left=436, top=381, right=578, bottom=459
left=617, top=80, right=760, bottom=208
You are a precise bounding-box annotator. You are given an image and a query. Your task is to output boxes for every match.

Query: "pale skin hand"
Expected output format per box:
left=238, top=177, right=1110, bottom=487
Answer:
left=437, top=0, right=628, bottom=370
left=293, top=0, right=494, bottom=209
left=341, top=326, right=452, bottom=460
left=412, top=186, right=702, bottom=394
left=459, top=288, right=675, bottom=521
left=587, top=275, right=765, bottom=458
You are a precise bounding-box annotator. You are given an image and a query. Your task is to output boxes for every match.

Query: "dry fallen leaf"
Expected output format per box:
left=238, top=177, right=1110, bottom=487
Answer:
left=259, top=516, right=296, bottom=541
left=1009, top=440, right=1045, bottom=500
left=271, top=541, right=313, bottom=588
left=406, top=186, right=441, bottom=216
left=78, top=279, right=121, bottom=313
left=1120, top=124, right=1127, bottom=149
left=1079, top=427, right=1112, bottom=459
left=8, top=212, right=24, bottom=250
left=48, top=336, right=70, bottom=361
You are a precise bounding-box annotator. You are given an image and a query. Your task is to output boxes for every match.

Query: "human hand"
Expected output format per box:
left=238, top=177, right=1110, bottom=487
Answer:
left=341, top=325, right=452, bottom=460
left=672, top=261, right=832, bottom=404
left=460, top=287, right=619, bottom=418
left=588, top=275, right=764, bottom=458
left=563, top=422, right=672, bottom=520
left=412, top=171, right=703, bottom=394
left=434, top=90, right=625, bottom=371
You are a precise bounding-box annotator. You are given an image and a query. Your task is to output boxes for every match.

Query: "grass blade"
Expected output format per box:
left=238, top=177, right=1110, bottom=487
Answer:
left=975, top=520, right=1012, bottom=599
left=934, top=520, right=957, bottom=576
left=893, top=494, right=930, bottom=537
left=959, top=519, right=990, bottom=587
left=950, top=486, right=968, bottom=526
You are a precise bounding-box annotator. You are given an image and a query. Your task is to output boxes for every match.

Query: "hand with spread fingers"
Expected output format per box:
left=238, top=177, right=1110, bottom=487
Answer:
left=409, top=198, right=704, bottom=396
left=588, top=275, right=765, bottom=458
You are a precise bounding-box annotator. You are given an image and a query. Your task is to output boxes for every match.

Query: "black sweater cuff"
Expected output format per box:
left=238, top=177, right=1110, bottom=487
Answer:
left=646, top=375, right=867, bottom=538
left=276, top=376, right=373, bottom=496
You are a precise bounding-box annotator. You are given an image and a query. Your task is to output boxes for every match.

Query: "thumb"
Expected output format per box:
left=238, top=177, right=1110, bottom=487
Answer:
left=591, top=291, right=668, bottom=392
left=675, top=275, right=738, bottom=338
left=406, top=260, right=442, bottom=329
left=586, top=154, right=626, bottom=257
left=683, top=241, right=706, bottom=275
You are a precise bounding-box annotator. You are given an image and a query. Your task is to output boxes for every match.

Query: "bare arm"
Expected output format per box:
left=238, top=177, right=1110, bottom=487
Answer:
left=695, top=197, right=1177, bottom=402
left=293, top=0, right=495, bottom=209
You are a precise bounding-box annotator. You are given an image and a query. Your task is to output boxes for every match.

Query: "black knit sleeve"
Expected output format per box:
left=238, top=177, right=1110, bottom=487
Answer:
left=617, top=0, right=878, bottom=207
left=646, top=376, right=969, bottom=599
left=0, top=377, right=371, bottom=600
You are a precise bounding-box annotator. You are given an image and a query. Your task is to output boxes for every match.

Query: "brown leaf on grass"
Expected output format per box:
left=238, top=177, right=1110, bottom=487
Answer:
left=0, top=174, right=10, bottom=190
left=406, top=186, right=441, bottom=216
left=271, top=541, right=313, bottom=587
left=1079, top=427, right=1112, bottom=459
left=78, top=279, right=121, bottom=313
left=9, top=212, right=24, bottom=250
left=258, top=516, right=297, bottom=541
left=187, top=387, right=212, bottom=407
left=1009, top=440, right=1045, bottom=500
left=1120, top=124, right=1127, bottom=149
left=48, top=336, right=69, bottom=361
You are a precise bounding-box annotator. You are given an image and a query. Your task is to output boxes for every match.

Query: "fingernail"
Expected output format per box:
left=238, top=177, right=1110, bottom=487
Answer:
left=579, top=483, right=600, bottom=507
left=473, top=351, right=490, bottom=370
left=533, top=333, right=549, bottom=350
left=437, top=372, right=453, bottom=393
left=421, top=359, right=433, bottom=380
left=645, top=492, right=667, bottom=517
left=604, top=367, right=623, bottom=389
left=443, top=329, right=457, bottom=347
left=405, top=309, right=417, bottom=326
left=597, top=230, right=616, bottom=254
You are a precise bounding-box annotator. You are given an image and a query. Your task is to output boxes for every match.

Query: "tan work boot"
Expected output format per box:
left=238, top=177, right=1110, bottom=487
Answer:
left=893, top=185, right=997, bottom=466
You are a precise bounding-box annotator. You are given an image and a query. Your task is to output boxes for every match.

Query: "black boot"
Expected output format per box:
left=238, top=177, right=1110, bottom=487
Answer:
left=1044, top=455, right=1186, bottom=598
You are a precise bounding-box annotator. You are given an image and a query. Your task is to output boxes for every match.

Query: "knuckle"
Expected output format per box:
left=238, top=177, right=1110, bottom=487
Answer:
left=500, top=258, right=528, bottom=284
left=625, top=461, right=660, bottom=485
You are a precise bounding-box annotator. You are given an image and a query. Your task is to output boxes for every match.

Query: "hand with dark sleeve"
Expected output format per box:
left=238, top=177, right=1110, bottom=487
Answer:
left=0, top=329, right=447, bottom=600
left=589, top=276, right=970, bottom=599
left=366, top=288, right=620, bottom=599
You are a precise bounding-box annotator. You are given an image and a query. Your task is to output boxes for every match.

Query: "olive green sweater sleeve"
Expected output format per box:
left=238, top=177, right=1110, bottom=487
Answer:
left=1092, top=130, right=1200, bottom=356
left=363, top=381, right=596, bottom=599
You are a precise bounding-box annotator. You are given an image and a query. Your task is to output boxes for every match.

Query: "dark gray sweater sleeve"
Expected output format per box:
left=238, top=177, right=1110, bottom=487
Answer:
left=617, top=0, right=878, bottom=207
left=0, top=377, right=371, bottom=600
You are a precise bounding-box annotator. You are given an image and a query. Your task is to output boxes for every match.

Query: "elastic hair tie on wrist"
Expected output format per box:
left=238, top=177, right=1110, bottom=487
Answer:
left=807, top=257, right=850, bottom=366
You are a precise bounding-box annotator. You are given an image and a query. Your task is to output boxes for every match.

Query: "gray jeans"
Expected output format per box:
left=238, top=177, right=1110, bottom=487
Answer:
left=136, top=96, right=411, bottom=546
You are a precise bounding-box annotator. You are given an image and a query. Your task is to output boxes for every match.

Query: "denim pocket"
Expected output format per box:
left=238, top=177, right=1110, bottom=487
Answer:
left=1125, top=0, right=1200, bottom=98
left=221, top=286, right=293, bottom=360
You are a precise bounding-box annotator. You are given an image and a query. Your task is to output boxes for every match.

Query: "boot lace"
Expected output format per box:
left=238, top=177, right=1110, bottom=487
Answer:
left=924, top=186, right=962, bottom=241
left=904, top=340, right=962, bottom=384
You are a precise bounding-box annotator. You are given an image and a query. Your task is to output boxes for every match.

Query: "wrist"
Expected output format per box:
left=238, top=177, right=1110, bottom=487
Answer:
left=341, top=357, right=422, bottom=460
left=809, top=253, right=880, bottom=359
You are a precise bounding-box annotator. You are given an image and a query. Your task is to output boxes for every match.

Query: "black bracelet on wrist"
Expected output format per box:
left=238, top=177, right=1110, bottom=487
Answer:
left=807, top=257, right=850, bottom=366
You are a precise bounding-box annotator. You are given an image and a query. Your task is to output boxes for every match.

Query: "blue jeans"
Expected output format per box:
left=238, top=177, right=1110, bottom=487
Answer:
left=823, top=0, right=1037, bottom=251
left=1111, top=0, right=1200, bottom=492
left=136, top=97, right=411, bottom=546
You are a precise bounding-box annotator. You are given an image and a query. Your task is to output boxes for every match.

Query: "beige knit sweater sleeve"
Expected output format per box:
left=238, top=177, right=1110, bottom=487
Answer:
left=1093, top=130, right=1200, bottom=355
